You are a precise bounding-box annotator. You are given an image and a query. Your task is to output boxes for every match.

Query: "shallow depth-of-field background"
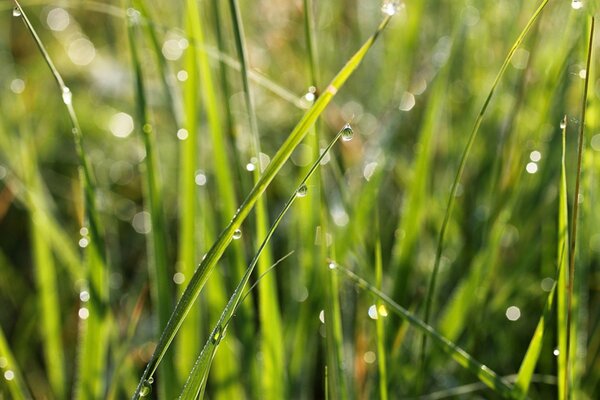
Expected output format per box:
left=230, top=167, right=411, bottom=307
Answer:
left=0, top=0, right=599, bottom=399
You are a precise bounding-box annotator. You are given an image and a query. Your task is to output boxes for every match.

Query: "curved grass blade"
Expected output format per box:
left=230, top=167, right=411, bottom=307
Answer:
left=178, top=122, right=348, bottom=399
left=132, top=14, right=393, bottom=399
left=12, top=2, right=110, bottom=398
left=127, top=12, right=176, bottom=399
left=421, top=0, right=550, bottom=361
left=564, top=16, right=595, bottom=399
left=330, top=263, right=515, bottom=398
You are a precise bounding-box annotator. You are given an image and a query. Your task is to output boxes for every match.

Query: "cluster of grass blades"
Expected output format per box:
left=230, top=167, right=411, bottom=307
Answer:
left=1, top=0, right=598, bottom=399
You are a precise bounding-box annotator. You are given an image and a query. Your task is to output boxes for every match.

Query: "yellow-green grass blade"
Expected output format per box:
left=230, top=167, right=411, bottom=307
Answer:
left=375, top=211, right=388, bottom=400
left=331, top=263, right=515, bottom=398
left=21, top=137, right=66, bottom=400
left=421, top=0, right=550, bottom=358
left=127, top=13, right=177, bottom=399
left=178, top=121, right=347, bottom=399
left=564, top=16, right=595, bottom=399
left=12, top=2, right=110, bottom=398
left=132, top=13, right=393, bottom=399
left=0, top=325, right=32, bottom=399
left=227, top=0, right=285, bottom=396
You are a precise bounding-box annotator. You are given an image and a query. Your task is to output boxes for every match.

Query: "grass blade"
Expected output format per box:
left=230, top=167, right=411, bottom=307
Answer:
left=127, top=13, right=176, bottom=399
left=375, top=211, right=388, bottom=400
left=564, top=16, right=595, bottom=399
left=132, top=13, right=393, bottom=399
left=421, top=0, right=550, bottom=360
left=331, top=263, right=515, bottom=398
left=12, top=2, right=110, bottom=398
left=178, top=122, right=348, bottom=399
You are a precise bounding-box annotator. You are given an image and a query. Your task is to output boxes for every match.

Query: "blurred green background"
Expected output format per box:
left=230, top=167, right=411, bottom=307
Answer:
left=0, top=0, right=598, bottom=398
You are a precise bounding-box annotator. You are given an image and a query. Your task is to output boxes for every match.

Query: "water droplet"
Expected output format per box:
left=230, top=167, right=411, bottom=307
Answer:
left=529, top=150, right=541, bottom=162
left=571, top=0, right=583, bottom=10
left=368, top=305, right=379, bottom=320
left=553, top=348, right=560, bottom=356
left=328, top=261, right=337, bottom=270
left=12, top=7, right=22, bottom=17
left=78, top=237, right=89, bottom=248
left=505, top=305, right=521, bottom=321
left=4, top=370, right=14, bottom=381
left=525, top=162, right=538, bottom=174
left=341, top=123, right=354, bottom=141
left=62, top=87, right=72, bottom=104
left=78, top=307, right=89, bottom=320
left=140, top=379, right=153, bottom=397
left=296, top=184, right=308, bottom=198
left=79, top=290, right=90, bottom=302
left=233, top=229, right=242, bottom=240
left=319, top=310, right=325, bottom=323
left=211, top=325, right=223, bottom=344
left=381, top=0, right=403, bottom=16
left=177, top=128, right=188, bottom=140
left=560, top=117, right=567, bottom=130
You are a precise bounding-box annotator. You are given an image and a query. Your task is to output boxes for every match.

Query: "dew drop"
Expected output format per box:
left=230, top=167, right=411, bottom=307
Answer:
left=571, top=0, right=583, bottom=10
left=341, top=123, right=354, bottom=142
left=296, top=184, right=308, bottom=198
left=12, top=7, right=22, bottom=17
left=62, top=87, right=72, bottom=104
left=139, top=379, right=152, bottom=397
left=328, top=261, right=337, bottom=270
left=381, top=0, right=403, bottom=16
left=553, top=348, right=560, bottom=356
left=233, top=229, right=242, bottom=240
left=211, top=325, right=223, bottom=344
left=560, top=117, right=567, bottom=130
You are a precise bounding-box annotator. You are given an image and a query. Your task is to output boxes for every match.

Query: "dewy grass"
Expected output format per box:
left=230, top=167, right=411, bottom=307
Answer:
left=420, top=0, right=550, bottom=363
left=132, top=13, right=394, bottom=399
left=12, top=1, right=110, bottom=398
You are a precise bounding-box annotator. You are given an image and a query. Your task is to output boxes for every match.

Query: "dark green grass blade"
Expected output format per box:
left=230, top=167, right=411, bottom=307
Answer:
left=12, top=2, right=110, bottom=398
left=331, top=263, right=515, bottom=398
left=421, top=0, right=550, bottom=360
left=132, top=14, right=392, bottom=399
left=564, top=16, right=595, bottom=399
left=178, top=122, right=347, bottom=399
left=127, top=13, right=176, bottom=399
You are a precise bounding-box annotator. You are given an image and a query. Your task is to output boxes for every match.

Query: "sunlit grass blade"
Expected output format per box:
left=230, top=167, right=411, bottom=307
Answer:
left=21, top=137, right=66, bottom=399
left=127, top=12, right=176, bottom=399
left=375, top=211, right=388, bottom=400
left=330, top=263, right=515, bottom=398
left=0, top=325, right=32, bottom=399
left=421, top=0, right=550, bottom=359
left=178, top=121, right=347, bottom=399
left=132, top=13, right=393, bottom=399
left=12, top=2, right=110, bottom=398
left=564, top=16, right=595, bottom=399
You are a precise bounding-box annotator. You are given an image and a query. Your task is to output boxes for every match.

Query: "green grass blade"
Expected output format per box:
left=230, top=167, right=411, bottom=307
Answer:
left=178, top=123, right=347, bottom=399
left=132, top=14, right=392, bottom=399
left=127, top=14, right=176, bottom=399
left=23, top=150, right=66, bottom=399
left=0, top=325, right=32, bottom=400
left=227, top=0, right=285, bottom=396
left=375, top=211, right=389, bottom=400
left=564, top=16, right=595, bottom=400
left=331, top=263, right=515, bottom=398
left=421, top=0, right=550, bottom=359
left=12, top=2, right=110, bottom=398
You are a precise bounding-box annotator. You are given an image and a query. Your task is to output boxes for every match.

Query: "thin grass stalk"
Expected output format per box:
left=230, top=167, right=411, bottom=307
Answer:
left=420, top=0, right=550, bottom=363
left=331, top=263, right=515, bottom=398
left=132, top=16, right=392, bottom=398
left=127, top=14, right=176, bottom=399
left=375, top=210, right=388, bottom=400
left=564, top=16, right=595, bottom=400
left=12, top=2, right=110, bottom=398
left=178, top=122, right=348, bottom=399
left=227, top=0, right=285, bottom=396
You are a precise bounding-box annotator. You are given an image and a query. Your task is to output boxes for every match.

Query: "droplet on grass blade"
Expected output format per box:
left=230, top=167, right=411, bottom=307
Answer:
left=341, top=123, right=354, bottom=141
left=296, top=184, right=308, bottom=198
left=560, top=117, right=567, bottom=130
left=139, top=378, right=153, bottom=397
left=62, top=87, right=72, bottom=104
left=211, top=326, right=224, bottom=344
left=571, top=0, right=583, bottom=10
left=12, top=7, right=22, bottom=17
left=233, top=229, right=242, bottom=240
left=381, top=0, right=404, bottom=16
